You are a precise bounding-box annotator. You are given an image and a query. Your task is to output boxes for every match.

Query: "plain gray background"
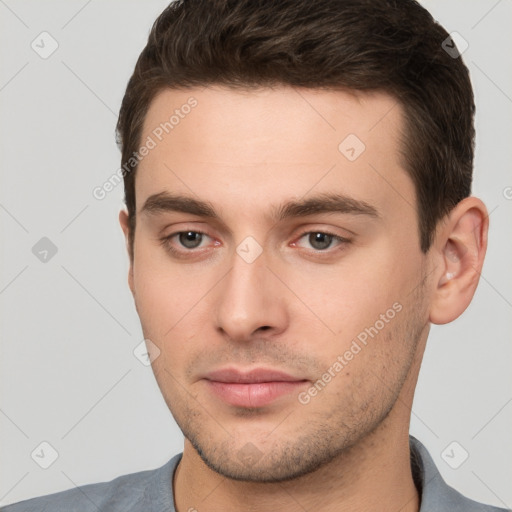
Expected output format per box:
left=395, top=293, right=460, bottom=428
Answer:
left=0, top=0, right=511, bottom=508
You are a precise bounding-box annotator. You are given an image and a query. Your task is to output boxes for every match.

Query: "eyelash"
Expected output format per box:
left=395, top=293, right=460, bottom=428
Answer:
left=159, top=229, right=351, bottom=258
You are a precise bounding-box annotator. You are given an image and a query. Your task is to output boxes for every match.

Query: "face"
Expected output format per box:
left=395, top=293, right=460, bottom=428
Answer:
left=121, top=86, right=432, bottom=482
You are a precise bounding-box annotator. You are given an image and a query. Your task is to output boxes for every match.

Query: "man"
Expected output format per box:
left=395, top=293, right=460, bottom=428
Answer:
left=2, top=0, right=507, bottom=511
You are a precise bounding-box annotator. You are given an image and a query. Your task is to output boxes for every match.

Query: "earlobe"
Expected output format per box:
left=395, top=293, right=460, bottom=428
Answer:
left=118, top=209, right=135, bottom=296
left=429, top=197, right=488, bottom=325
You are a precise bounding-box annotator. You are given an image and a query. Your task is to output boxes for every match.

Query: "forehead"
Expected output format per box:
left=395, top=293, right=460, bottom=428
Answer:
left=136, top=85, right=413, bottom=223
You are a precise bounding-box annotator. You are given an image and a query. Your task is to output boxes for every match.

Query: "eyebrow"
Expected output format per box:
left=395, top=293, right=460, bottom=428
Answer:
left=140, top=191, right=380, bottom=222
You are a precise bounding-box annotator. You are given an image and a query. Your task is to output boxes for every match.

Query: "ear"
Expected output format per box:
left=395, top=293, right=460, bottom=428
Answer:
left=429, top=197, right=488, bottom=325
left=119, top=209, right=135, bottom=296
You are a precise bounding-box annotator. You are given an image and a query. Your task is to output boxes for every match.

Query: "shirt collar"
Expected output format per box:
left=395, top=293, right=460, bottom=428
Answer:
left=144, top=436, right=477, bottom=512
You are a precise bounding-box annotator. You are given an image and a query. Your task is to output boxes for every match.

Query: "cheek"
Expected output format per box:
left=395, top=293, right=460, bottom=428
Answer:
left=132, top=263, right=196, bottom=383
left=131, top=241, right=220, bottom=358
left=132, top=243, right=184, bottom=340
left=280, top=243, right=414, bottom=339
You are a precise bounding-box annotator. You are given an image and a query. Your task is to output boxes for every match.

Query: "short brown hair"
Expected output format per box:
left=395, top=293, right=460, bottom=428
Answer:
left=116, top=0, right=475, bottom=257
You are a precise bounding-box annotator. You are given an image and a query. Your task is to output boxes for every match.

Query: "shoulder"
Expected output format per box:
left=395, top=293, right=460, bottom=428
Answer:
left=438, top=485, right=509, bottom=512
left=410, top=436, right=508, bottom=512
left=0, top=454, right=182, bottom=512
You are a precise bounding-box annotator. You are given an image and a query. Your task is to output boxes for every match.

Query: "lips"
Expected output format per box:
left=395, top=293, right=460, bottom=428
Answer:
left=203, top=367, right=309, bottom=407
left=204, top=367, right=305, bottom=384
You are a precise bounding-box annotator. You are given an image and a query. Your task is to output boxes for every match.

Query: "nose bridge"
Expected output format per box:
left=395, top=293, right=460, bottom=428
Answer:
left=215, top=242, right=286, bottom=340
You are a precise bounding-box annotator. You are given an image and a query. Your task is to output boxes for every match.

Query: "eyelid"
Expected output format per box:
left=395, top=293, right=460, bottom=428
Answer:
left=294, top=227, right=351, bottom=240
left=291, top=221, right=355, bottom=238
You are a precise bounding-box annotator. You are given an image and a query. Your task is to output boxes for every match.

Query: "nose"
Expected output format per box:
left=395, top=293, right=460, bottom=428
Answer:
left=214, top=244, right=288, bottom=342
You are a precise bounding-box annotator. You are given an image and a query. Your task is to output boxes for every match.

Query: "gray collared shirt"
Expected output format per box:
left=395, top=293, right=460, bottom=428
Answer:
left=1, top=436, right=507, bottom=511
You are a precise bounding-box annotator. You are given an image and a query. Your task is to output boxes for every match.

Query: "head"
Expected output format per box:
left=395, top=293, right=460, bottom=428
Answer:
left=117, top=0, right=488, bottom=482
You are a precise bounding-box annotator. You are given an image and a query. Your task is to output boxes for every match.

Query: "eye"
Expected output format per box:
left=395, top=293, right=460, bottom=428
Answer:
left=176, top=231, right=207, bottom=249
left=160, top=230, right=215, bottom=255
left=293, top=231, right=350, bottom=252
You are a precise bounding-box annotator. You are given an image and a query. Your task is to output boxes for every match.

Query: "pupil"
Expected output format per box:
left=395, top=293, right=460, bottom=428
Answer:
left=180, top=231, right=202, bottom=249
left=310, top=232, right=332, bottom=250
